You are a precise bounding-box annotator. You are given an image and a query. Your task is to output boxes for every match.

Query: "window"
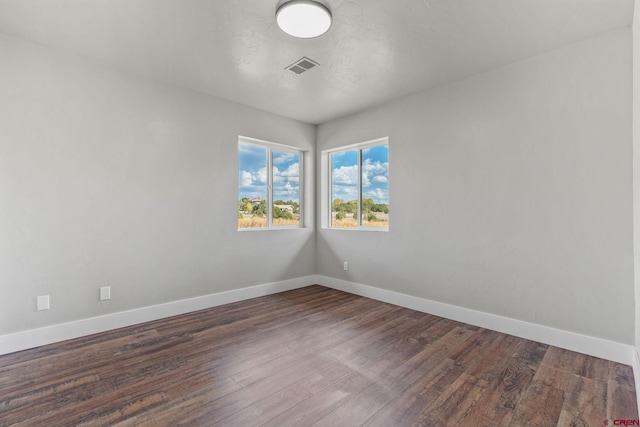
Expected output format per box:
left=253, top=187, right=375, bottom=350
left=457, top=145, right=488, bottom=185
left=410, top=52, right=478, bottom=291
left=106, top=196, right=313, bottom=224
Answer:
left=238, top=137, right=302, bottom=229
left=326, top=138, right=389, bottom=229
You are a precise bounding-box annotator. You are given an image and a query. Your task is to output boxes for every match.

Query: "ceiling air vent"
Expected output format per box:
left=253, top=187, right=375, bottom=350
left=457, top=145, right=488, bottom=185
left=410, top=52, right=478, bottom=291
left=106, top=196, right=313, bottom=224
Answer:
left=285, top=57, right=319, bottom=74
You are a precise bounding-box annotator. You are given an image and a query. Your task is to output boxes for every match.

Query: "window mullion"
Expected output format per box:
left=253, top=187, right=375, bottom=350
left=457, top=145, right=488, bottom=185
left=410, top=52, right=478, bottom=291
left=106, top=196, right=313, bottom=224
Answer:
left=299, top=153, right=304, bottom=227
left=325, top=155, right=334, bottom=228
left=357, top=148, right=362, bottom=227
left=267, top=147, right=273, bottom=227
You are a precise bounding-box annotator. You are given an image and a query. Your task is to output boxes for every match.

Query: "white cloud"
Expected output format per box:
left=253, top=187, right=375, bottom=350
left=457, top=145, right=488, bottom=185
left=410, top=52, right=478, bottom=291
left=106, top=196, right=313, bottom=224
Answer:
left=279, top=162, right=299, bottom=177
left=362, top=172, right=370, bottom=187
left=240, top=170, right=253, bottom=187
left=273, top=163, right=299, bottom=185
left=238, top=143, right=260, bottom=155
left=273, top=152, right=297, bottom=165
left=362, top=159, right=388, bottom=175
left=333, top=165, right=358, bottom=185
left=257, top=167, right=267, bottom=184
left=362, top=160, right=388, bottom=188
left=239, top=167, right=267, bottom=188
left=332, top=161, right=388, bottom=201
left=333, top=186, right=358, bottom=200
left=274, top=181, right=299, bottom=199
left=272, top=163, right=300, bottom=199
left=364, top=188, right=388, bottom=202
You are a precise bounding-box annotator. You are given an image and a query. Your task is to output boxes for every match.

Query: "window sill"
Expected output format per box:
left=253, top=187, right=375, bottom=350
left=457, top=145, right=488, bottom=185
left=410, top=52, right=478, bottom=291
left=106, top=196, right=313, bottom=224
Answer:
left=322, top=227, right=389, bottom=232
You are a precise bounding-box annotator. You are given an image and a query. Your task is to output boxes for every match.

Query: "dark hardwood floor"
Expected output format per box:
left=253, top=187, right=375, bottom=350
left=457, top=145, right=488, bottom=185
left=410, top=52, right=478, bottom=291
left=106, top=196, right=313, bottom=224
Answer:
left=0, top=285, right=637, bottom=426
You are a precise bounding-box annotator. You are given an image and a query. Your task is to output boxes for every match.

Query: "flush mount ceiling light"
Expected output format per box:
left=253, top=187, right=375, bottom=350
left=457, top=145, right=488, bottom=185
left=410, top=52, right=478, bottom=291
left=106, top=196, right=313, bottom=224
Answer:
left=276, top=1, right=332, bottom=39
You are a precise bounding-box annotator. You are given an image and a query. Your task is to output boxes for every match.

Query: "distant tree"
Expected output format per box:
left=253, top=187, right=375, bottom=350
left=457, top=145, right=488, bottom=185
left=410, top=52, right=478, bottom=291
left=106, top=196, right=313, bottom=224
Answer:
left=372, top=204, right=388, bottom=213
left=246, top=202, right=253, bottom=213
left=253, top=200, right=266, bottom=217
left=362, top=198, right=374, bottom=213
left=366, top=213, right=378, bottom=221
left=238, top=211, right=244, bottom=219
left=336, top=211, right=346, bottom=220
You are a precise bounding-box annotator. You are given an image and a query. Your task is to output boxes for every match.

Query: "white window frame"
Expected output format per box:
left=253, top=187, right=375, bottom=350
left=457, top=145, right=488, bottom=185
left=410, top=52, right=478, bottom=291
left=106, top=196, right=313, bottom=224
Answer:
left=238, top=136, right=304, bottom=230
left=321, top=137, right=389, bottom=231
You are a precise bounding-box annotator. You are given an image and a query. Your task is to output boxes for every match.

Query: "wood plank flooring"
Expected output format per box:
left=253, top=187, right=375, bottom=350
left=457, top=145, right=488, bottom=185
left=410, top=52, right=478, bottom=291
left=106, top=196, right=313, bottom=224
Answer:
left=0, top=285, right=637, bottom=426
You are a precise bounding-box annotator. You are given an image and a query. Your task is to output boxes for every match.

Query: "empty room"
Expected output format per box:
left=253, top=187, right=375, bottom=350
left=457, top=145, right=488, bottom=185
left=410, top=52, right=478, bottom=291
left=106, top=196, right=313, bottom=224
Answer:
left=2, top=0, right=640, bottom=425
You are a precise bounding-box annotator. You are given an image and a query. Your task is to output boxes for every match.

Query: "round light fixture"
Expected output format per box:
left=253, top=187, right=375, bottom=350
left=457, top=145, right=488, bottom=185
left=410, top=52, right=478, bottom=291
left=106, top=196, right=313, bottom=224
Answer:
left=276, top=1, right=332, bottom=39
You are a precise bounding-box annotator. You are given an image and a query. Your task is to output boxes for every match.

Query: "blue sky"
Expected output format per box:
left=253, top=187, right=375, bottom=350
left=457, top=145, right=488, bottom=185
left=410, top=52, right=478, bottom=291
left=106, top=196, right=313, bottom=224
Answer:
left=238, top=142, right=300, bottom=202
left=331, top=144, right=389, bottom=204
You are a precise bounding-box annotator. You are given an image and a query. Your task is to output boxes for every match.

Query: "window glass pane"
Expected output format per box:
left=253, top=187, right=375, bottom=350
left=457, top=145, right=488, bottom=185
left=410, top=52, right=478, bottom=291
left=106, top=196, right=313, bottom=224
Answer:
left=331, top=149, right=358, bottom=228
left=272, top=150, right=300, bottom=226
left=361, top=144, right=389, bottom=227
left=238, top=142, right=267, bottom=228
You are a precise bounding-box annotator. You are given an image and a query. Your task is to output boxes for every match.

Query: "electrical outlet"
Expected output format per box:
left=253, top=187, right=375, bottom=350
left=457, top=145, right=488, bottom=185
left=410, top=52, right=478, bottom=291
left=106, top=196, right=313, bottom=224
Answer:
left=343, top=261, right=349, bottom=271
left=100, top=286, right=111, bottom=301
left=37, top=295, right=50, bottom=311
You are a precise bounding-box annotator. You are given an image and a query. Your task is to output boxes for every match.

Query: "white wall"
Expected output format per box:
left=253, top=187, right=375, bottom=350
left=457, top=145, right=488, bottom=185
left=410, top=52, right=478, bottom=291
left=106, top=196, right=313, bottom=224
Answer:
left=0, top=34, right=316, bottom=335
left=317, top=28, right=634, bottom=345
left=1, top=24, right=635, bottom=353
left=633, top=0, right=640, bottom=370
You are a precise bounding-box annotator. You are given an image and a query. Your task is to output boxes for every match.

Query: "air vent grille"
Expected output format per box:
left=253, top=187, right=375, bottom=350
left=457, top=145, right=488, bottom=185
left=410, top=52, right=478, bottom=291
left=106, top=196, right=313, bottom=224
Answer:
left=286, top=57, right=319, bottom=74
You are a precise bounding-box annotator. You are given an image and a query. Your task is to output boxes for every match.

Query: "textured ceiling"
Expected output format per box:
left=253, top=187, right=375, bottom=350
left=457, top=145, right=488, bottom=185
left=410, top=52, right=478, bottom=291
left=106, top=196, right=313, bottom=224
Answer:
left=0, top=0, right=634, bottom=124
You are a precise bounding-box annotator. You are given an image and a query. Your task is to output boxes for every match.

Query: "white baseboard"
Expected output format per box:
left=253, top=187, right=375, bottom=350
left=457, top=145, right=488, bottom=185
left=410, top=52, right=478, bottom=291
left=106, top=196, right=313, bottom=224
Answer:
left=2, top=275, right=635, bottom=367
left=0, top=276, right=314, bottom=356
left=316, top=275, right=635, bottom=366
